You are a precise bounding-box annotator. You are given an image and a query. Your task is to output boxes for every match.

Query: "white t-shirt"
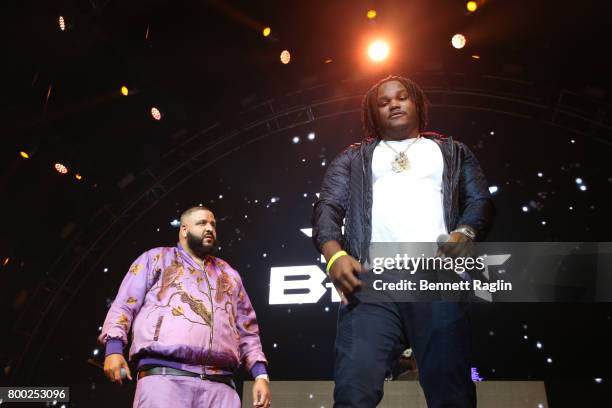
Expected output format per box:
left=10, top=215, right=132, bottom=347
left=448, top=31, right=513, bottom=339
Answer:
left=370, top=137, right=447, bottom=243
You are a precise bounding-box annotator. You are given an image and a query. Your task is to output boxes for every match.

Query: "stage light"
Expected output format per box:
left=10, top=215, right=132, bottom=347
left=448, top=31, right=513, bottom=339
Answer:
left=367, top=9, right=377, bottom=19
left=452, top=34, right=466, bottom=49
left=292, top=136, right=300, bottom=144
left=54, top=163, right=68, bottom=174
left=280, top=50, right=291, bottom=64
left=466, top=1, right=478, bottom=12
left=262, top=27, right=271, bottom=37
left=575, top=177, right=583, bottom=184
left=307, top=132, right=315, bottom=140
left=120, top=86, right=129, bottom=96
left=150, top=107, right=162, bottom=120
left=522, top=206, right=529, bottom=212
left=368, top=40, right=389, bottom=62
left=471, top=54, right=480, bottom=59
left=19, top=151, right=30, bottom=159
left=170, top=219, right=180, bottom=227
left=488, top=186, right=498, bottom=194
left=75, top=173, right=83, bottom=180
left=58, top=16, right=66, bottom=31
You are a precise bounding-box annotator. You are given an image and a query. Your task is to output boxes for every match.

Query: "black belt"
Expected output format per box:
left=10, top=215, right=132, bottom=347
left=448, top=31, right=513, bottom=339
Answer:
left=138, top=366, right=235, bottom=389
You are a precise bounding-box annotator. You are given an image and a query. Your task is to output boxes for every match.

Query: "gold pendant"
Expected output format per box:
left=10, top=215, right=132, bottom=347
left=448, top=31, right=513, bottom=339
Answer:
left=391, top=152, right=410, bottom=172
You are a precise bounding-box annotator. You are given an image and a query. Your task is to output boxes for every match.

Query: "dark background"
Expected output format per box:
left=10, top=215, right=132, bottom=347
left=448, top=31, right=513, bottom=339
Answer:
left=2, top=0, right=612, bottom=406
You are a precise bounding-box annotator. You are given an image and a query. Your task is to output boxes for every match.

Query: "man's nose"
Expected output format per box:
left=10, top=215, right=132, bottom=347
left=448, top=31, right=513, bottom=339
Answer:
left=389, top=99, right=401, bottom=110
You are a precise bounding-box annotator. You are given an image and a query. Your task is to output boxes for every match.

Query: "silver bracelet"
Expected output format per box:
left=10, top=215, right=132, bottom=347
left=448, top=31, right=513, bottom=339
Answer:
left=452, top=226, right=476, bottom=241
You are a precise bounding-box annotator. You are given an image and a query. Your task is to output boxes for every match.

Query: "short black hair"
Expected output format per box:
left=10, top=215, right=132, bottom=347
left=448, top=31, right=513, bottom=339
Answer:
left=180, top=205, right=213, bottom=226
left=361, top=75, right=429, bottom=139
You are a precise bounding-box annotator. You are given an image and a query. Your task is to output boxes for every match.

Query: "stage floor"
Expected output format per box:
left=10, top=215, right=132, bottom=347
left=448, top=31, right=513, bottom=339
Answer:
left=242, top=380, right=548, bottom=407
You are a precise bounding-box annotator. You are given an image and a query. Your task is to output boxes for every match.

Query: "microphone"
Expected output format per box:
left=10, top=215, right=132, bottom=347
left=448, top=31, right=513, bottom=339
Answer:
left=436, top=233, right=472, bottom=281
left=436, top=233, right=450, bottom=246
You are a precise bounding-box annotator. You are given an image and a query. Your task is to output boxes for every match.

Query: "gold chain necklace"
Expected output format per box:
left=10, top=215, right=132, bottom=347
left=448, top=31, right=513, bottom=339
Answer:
left=382, top=136, right=421, bottom=172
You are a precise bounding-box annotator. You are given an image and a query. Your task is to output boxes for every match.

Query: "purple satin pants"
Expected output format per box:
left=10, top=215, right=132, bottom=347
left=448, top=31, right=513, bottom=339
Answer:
left=133, top=374, right=240, bottom=408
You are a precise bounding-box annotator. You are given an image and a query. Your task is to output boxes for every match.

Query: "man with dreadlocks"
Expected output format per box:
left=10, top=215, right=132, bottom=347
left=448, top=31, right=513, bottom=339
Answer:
left=99, top=206, right=270, bottom=408
left=312, top=76, right=494, bottom=407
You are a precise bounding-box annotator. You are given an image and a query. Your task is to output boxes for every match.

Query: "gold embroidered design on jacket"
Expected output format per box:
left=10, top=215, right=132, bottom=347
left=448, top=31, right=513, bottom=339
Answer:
left=129, top=263, right=143, bottom=275
left=158, top=261, right=184, bottom=300
left=215, top=271, right=234, bottom=302
left=153, top=315, right=164, bottom=341
left=116, top=313, right=129, bottom=331
left=171, top=305, right=184, bottom=316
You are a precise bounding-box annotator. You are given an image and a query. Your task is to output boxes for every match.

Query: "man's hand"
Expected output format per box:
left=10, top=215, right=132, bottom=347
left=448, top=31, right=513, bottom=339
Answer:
left=252, top=378, right=270, bottom=407
left=437, top=231, right=473, bottom=258
left=329, top=254, right=363, bottom=304
left=104, top=354, right=132, bottom=385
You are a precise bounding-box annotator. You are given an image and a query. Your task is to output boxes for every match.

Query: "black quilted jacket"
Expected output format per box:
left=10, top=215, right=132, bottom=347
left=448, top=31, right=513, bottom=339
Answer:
left=312, top=132, right=495, bottom=263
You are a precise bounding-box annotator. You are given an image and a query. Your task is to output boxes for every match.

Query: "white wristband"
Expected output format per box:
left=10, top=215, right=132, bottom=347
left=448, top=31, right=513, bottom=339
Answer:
left=255, top=374, right=269, bottom=382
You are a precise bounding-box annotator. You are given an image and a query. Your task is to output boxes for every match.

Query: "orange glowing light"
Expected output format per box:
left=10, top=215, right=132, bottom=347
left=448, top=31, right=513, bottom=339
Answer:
left=467, top=1, right=478, bottom=12
left=75, top=173, right=83, bottom=180
left=280, top=50, right=291, bottom=64
left=19, top=151, right=30, bottom=159
left=367, top=10, right=377, bottom=19
left=54, top=163, right=68, bottom=174
left=471, top=54, right=481, bottom=59
left=452, top=34, right=467, bottom=49
left=368, top=40, right=390, bottom=62
left=59, top=16, right=66, bottom=31
left=151, top=107, right=162, bottom=120
left=120, top=86, right=129, bottom=96
left=262, top=27, right=271, bottom=37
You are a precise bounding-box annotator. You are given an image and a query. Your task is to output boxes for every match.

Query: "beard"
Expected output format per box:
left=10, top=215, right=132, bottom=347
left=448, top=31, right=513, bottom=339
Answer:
left=380, top=121, right=415, bottom=139
left=186, top=231, right=217, bottom=258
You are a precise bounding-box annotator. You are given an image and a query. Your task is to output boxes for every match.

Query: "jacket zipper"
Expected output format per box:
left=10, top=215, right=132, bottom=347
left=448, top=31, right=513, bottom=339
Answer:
left=448, top=137, right=455, bottom=232
left=360, top=145, right=367, bottom=262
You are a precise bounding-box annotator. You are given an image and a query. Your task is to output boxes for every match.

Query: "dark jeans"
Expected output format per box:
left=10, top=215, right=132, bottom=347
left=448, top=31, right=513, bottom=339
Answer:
left=333, top=301, right=476, bottom=408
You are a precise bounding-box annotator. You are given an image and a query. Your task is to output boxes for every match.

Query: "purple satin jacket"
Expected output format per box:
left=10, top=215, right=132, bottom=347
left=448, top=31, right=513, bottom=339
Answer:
left=98, top=244, right=268, bottom=376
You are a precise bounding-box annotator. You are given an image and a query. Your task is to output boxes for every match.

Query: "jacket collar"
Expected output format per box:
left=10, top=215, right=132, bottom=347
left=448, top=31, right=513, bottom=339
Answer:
left=175, top=242, right=212, bottom=271
left=363, top=131, right=451, bottom=145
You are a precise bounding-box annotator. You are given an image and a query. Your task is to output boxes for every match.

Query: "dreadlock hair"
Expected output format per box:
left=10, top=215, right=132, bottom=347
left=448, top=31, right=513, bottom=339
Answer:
left=361, top=75, right=429, bottom=139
